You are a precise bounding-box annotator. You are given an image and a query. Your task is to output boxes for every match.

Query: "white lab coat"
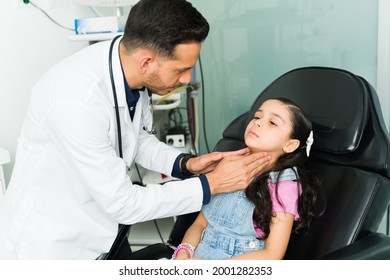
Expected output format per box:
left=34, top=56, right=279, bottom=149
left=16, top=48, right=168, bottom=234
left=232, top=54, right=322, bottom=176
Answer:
left=0, top=38, right=203, bottom=259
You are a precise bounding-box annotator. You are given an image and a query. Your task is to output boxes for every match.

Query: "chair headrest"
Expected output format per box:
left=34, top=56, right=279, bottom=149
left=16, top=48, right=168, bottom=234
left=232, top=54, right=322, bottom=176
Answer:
left=245, top=67, right=368, bottom=154
left=220, top=67, right=390, bottom=178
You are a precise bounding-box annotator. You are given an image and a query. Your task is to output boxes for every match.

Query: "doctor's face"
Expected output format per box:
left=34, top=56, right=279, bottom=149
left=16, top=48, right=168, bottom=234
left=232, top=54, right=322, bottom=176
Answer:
left=144, top=42, right=201, bottom=95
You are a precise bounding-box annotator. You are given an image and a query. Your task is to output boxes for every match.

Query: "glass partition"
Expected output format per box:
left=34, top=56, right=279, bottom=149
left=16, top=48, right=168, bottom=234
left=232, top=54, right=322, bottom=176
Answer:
left=191, top=0, right=378, bottom=153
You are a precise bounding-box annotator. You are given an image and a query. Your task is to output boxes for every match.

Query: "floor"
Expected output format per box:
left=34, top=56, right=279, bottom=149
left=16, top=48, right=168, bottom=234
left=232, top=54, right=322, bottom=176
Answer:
left=128, top=217, right=175, bottom=252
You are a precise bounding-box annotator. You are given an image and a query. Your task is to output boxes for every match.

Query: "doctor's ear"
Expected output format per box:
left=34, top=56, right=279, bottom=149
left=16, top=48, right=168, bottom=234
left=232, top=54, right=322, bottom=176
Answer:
left=282, top=139, right=300, bottom=154
left=138, top=50, right=156, bottom=74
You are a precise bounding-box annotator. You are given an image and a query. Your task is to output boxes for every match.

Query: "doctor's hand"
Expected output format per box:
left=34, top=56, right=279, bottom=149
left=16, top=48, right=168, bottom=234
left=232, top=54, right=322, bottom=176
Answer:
left=205, top=152, right=271, bottom=195
left=185, top=148, right=251, bottom=175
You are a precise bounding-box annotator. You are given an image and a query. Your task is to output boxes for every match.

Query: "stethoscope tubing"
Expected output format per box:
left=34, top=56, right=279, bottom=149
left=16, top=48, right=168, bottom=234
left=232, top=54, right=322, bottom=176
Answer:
left=106, top=35, right=132, bottom=259
left=109, top=35, right=124, bottom=158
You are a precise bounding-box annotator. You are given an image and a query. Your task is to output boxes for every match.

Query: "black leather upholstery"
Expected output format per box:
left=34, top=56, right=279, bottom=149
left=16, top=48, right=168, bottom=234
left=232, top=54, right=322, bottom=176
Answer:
left=215, top=67, right=390, bottom=259
left=112, top=66, right=390, bottom=260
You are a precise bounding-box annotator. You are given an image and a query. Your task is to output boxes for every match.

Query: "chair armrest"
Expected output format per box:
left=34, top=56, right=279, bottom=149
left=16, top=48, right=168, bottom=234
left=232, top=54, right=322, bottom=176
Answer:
left=321, top=232, right=390, bottom=260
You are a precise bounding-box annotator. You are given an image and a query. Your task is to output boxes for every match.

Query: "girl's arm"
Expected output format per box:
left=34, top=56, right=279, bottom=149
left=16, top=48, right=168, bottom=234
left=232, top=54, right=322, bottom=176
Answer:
left=228, top=212, right=294, bottom=260
left=175, top=211, right=208, bottom=260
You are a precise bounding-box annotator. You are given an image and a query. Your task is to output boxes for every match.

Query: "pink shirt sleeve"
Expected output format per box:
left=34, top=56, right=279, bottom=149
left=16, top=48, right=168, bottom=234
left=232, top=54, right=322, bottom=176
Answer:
left=253, top=179, right=301, bottom=238
left=268, top=179, right=300, bottom=220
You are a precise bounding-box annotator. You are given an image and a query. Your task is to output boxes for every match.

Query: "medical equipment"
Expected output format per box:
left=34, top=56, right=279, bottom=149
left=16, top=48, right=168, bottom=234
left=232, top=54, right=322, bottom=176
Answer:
left=75, top=16, right=124, bottom=35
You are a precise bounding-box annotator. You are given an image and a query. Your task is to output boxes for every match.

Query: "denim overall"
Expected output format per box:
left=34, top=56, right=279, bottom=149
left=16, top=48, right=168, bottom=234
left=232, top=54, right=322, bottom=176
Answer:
left=193, top=168, right=297, bottom=260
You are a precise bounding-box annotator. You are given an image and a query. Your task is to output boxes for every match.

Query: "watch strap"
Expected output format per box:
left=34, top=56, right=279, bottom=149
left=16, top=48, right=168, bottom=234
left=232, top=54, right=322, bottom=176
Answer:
left=180, top=154, right=196, bottom=176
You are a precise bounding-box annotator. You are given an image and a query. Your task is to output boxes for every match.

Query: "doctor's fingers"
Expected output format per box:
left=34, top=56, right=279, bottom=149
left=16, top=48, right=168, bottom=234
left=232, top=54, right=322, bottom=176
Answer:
left=189, top=153, right=223, bottom=173
left=220, top=153, right=270, bottom=180
left=213, top=156, right=271, bottom=191
left=202, top=151, right=224, bottom=163
left=219, top=147, right=251, bottom=158
left=245, top=153, right=272, bottom=178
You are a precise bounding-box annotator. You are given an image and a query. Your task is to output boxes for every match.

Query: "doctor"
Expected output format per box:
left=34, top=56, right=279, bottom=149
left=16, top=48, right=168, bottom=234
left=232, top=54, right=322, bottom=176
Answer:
left=0, top=0, right=271, bottom=260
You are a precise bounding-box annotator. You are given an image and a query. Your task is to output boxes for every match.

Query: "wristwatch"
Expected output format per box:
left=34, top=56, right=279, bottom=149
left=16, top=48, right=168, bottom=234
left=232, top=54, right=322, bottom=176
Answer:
left=180, top=154, right=196, bottom=176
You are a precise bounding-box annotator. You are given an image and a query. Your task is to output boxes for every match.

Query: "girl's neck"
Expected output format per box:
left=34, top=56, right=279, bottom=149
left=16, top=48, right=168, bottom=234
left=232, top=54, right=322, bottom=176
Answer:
left=249, top=149, right=280, bottom=167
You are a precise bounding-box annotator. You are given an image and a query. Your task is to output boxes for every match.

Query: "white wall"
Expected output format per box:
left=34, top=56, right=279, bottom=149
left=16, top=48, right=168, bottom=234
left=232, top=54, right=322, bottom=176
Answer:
left=0, top=1, right=94, bottom=184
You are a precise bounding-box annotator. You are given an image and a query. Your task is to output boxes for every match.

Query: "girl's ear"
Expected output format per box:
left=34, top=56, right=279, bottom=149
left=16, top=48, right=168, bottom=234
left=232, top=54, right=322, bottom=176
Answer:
left=283, top=139, right=300, bottom=154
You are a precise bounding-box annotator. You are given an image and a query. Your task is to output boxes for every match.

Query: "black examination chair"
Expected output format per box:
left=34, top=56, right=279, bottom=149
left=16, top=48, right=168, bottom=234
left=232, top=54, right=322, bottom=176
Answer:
left=106, top=66, right=390, bottom=260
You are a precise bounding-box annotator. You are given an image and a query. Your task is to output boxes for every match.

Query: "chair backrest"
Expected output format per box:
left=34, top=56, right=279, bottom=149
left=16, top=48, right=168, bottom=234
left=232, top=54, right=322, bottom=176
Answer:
left=214, top=66, right=390, bottom=259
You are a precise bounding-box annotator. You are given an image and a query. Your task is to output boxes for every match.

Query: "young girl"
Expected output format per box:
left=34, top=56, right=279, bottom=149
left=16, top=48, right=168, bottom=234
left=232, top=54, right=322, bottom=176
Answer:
left=172, top=97, right=326, bottom=260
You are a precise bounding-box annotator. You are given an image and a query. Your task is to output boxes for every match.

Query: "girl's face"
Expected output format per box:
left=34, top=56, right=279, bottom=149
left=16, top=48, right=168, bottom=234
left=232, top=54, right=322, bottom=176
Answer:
left=244, top=99, right=300, bottom=160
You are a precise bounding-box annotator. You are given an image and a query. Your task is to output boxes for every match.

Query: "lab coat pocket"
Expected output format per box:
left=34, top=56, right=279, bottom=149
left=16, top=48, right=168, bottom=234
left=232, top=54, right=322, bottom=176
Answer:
left=19, top=211, right=91, bottom=259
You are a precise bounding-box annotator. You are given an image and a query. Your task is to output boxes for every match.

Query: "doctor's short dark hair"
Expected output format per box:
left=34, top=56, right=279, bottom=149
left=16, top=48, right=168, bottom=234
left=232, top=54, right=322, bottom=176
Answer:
left=122, top=0, right=210, bottom=58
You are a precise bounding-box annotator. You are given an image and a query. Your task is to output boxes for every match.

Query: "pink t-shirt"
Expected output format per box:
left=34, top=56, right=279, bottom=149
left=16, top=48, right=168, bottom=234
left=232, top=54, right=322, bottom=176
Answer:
left=254, top=179, right=301, bottom=238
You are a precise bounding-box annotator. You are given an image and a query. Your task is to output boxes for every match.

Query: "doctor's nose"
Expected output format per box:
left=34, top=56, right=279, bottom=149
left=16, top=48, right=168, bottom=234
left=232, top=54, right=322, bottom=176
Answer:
left=178, top=69, right=192, bottom=85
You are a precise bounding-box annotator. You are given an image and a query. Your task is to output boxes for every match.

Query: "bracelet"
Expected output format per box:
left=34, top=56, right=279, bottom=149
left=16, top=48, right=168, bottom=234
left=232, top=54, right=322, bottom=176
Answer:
left=171, top=243, right=195, bottom=260
left=180, top=154, right=196, bottom=177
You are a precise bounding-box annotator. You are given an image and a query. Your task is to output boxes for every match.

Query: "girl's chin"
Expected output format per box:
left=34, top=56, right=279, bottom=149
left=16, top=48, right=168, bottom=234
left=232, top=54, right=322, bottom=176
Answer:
left=244, top=140, right=264, bottom=153
left=247, top=145, right=264, bottom=154
left=248, top=147, right=262, bottom=154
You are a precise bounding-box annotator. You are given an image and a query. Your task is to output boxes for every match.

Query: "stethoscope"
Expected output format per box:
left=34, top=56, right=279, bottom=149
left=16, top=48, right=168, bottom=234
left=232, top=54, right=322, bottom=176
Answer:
left=104, top=35, right=156, bottom=259
left=109, top=35, right=156, bottom=157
